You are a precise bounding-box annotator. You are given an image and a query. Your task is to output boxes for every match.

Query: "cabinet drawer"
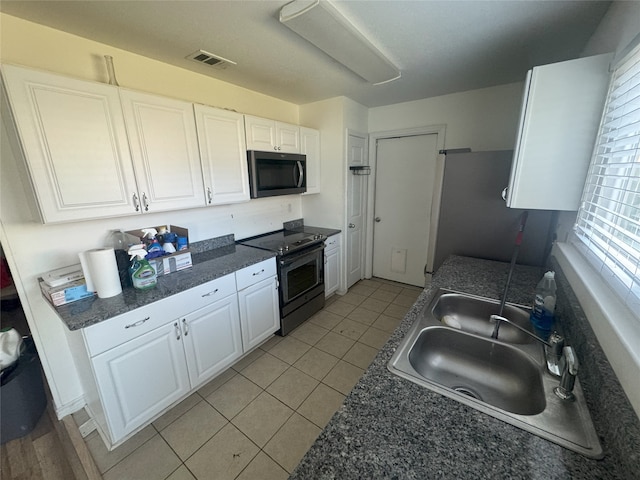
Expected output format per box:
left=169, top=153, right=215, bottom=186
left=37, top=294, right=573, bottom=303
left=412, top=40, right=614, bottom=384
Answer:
left=325, top=235, right=340, bottom=252
left=180, top=273, right=236, bottom=312
left=83, top=298, right=183, bottom=357
left=236, top=258, right=277, bottom=291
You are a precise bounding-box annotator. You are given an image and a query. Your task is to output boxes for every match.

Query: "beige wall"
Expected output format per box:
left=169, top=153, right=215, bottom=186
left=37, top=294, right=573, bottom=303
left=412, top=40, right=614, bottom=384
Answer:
left=368, top=82, right=524, bottom=152
left=0, top=14, right=299, bottom=122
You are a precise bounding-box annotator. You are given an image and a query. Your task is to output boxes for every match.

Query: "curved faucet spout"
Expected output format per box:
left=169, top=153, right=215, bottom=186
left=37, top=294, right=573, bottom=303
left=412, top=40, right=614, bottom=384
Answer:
left=489, top=314, right=552, bottom=347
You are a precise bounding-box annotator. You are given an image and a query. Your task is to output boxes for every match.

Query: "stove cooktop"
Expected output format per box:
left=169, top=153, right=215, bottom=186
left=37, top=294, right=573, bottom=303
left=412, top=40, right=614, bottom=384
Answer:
left=238, top=230, right=325, bottom=255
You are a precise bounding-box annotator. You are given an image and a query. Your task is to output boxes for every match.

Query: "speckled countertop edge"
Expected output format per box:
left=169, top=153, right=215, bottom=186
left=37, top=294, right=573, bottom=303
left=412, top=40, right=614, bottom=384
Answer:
left=53, top=239, right=276, bottom=331
left=290, top=255, right=640, bottom=480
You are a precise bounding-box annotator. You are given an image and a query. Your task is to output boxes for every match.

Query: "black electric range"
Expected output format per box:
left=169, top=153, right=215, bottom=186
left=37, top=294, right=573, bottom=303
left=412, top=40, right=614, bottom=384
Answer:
left=238, top=230, right=326, bottom=335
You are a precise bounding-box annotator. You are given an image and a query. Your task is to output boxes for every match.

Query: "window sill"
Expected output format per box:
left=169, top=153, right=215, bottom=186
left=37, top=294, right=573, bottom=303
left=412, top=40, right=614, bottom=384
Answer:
left=553, top=242, right=640, bottom=417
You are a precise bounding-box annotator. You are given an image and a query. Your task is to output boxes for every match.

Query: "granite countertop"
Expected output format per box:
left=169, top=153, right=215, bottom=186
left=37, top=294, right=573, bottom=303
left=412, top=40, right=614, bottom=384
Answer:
left=290, top=255, right=640, bottom=480
left=54, top=237, right=275, bottom=331
left=283, top=218, right=341, bottom=238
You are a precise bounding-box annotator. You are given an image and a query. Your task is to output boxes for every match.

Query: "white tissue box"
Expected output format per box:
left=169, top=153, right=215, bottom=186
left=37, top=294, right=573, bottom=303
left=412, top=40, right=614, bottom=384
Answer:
left=40, top=279, right=95, bottom=306
left=41, top=264, right=85, bottom=288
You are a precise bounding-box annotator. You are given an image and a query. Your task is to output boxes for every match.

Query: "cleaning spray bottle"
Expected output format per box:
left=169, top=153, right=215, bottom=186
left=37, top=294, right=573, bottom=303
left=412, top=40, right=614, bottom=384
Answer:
left=128, top=245, right=157, bottom=290
left=141, top=228, right=164, bottom=259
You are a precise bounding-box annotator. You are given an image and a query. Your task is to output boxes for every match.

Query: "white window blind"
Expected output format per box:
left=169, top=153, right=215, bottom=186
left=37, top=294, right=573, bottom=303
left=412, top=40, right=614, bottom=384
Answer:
left=573, top=43, right=640, bottom=320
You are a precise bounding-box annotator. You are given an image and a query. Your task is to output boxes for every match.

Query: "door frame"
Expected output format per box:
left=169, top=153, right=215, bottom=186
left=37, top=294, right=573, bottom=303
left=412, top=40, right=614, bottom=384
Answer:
left=343, top=129, right=368, bottom=291
left=365, top=125, right=446, bottom=281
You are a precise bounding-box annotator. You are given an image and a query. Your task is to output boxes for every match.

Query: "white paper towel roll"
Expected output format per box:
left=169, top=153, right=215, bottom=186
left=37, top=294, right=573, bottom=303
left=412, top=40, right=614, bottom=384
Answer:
left=78, top=248, right=122, bottom=298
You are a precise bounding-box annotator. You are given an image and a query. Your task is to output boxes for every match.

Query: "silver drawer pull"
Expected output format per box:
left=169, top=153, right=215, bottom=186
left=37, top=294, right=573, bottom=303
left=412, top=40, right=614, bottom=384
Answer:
left=202, top=288, right=219, bottom=297
left=174, top=322, right=181, bottom=340
left=252, top=269, right=265, bottom=276
left=182, top=318, right=188, bottom=336
left=125, top=317, right=150, bottom=329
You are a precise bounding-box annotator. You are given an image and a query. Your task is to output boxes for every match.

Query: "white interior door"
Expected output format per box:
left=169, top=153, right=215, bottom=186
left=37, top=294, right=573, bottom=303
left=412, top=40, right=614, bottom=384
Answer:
left=372, top=134, right=439, bottom=287
left=346, top=133, right=367, bottom=288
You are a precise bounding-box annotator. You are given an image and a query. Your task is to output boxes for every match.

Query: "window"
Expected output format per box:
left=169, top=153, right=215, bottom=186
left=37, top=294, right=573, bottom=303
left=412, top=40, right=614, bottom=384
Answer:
left=573, top=43, right=640, bottom=320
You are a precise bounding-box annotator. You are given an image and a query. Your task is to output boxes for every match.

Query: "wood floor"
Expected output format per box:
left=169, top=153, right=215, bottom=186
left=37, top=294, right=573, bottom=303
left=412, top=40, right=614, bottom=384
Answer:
left=1, top=405, right=78, bottom=480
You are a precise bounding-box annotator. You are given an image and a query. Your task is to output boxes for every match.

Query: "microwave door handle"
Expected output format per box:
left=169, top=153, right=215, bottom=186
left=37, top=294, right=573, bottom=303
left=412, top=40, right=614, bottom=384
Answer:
left=296, top=161, right=304, bottom=188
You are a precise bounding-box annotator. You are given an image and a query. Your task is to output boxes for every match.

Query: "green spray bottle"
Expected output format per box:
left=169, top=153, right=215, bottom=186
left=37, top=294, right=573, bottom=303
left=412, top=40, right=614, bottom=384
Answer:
left=128, top=245, right=157, bottom=290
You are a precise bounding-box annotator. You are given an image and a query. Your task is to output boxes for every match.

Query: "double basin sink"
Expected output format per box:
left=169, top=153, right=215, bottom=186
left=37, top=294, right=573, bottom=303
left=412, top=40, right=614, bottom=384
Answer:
left=388, top=289, right=603, bottom=458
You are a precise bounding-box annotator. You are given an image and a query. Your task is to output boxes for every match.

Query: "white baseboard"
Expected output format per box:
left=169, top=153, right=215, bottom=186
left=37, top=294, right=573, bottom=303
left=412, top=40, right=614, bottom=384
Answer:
left=54, top=395, right=86, bottom=420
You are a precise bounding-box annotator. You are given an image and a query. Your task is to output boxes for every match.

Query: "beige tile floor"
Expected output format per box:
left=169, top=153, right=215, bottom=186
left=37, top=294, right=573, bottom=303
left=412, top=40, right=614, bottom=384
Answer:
left=78, top=278, right=422, bottom=480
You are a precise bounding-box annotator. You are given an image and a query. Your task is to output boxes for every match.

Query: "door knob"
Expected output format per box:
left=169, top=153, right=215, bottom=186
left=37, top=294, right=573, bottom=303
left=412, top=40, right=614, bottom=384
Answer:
left=348, top=223, right=355, bottom=228
left=375, top=217, right=381, bottom=223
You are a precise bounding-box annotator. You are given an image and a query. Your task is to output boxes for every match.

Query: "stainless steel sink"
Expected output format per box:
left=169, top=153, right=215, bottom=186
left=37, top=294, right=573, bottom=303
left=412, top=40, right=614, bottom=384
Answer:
left=409, top=327, right=546, bottom=415
left=431, top=291, right=534, bottom=344
left=388, top=288, right=603, bottom=459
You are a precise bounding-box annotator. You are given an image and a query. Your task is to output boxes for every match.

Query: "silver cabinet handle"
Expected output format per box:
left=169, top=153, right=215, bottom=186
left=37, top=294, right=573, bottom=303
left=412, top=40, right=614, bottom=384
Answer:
left=125, top=316, right=150, bottom=329
left=207, top=187, right=213, bottom=204
left=201, top=288, right=219, bottom=297
left=348, top=223, right=355, bottom=228
left=501, top=187, right=508, bottom=201
left=182, top=318, right=188, bottom=336
left=174, top=322, right=181, bottom=340
left=252, top=269, right=265, bottom=276
left=142, top=193, right=149, bottom=211
left=133, top=193, right=140, bottom=212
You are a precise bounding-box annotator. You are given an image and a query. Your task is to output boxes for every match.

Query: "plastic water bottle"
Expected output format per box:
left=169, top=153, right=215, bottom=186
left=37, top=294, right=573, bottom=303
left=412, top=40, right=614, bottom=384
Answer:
left=530, top=271, right=557, bottom=339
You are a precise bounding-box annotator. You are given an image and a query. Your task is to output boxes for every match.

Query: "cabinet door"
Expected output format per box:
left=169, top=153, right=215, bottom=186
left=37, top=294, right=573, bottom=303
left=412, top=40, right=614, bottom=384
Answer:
left=194, top=105, right=250, bottom=205
left=238, top=276, right=280, bottom=351
left=506, top=54, right=612, bottom=210
left=91, top=321, right=190, bottom=442
left=276, top=122, right=300, bottom=153
left=120, top=90, right=205, bottom=212
left=181, top=295, right=242, bottom=388
left=300, top=127, right=320, bottom=194
left=325, top=234, right=341, bottom=297
left=244, top=115, right=277, bottom=151
left=1, top=64, right=139, bottom=223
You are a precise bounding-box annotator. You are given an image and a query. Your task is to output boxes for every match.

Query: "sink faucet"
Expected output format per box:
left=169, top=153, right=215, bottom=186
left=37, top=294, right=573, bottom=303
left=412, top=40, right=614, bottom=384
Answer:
left=554, top=346, right=579, bottom=401
left=490, top=314, right=565, bottom=374
left=497, top=211, right=529, bottom=317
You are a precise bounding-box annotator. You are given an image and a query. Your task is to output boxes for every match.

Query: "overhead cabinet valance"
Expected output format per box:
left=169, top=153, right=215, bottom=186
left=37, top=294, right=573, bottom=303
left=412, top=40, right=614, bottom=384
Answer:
left=1, top=64, right=320, bottom=223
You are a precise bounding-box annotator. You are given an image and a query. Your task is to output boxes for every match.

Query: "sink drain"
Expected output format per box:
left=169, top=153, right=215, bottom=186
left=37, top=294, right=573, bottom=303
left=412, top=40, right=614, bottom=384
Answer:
left=453, top=386, right=482, bottom=401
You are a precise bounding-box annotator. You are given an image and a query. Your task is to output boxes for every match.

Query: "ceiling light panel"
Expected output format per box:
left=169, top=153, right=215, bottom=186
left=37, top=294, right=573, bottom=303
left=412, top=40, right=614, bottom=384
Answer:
left=279, top=0, right=401, bottom=85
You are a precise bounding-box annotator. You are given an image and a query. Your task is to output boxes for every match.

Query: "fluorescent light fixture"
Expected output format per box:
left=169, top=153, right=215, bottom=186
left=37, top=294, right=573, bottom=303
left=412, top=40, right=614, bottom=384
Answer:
left=279, top=0, right=401, bottom=85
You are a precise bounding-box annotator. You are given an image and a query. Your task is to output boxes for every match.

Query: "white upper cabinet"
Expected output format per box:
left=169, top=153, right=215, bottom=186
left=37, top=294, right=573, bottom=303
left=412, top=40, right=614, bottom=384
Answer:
left=119, top=89, right=206, bottom=212
left=506, top=54, right=613, bottom=211
left=1, top=64, right=139, bottom=223
left=300, top=126, right=321, bottom=195
left=244, top=115, right=300, bottom=153
left=194, top=105, right=250, bottom=205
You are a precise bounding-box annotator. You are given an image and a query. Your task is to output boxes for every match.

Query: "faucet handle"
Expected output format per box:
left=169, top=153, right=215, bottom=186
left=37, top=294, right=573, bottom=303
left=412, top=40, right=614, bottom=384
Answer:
left=546, top=332, right=565, bottom=357
left=554, top=346, right=579, bottom=401
left=563, top=346, right=579, bottom=375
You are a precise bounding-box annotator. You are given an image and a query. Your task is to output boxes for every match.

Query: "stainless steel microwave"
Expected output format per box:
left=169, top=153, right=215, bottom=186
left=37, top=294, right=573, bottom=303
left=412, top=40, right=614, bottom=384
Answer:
left=247, top=150, right=307, bottom=198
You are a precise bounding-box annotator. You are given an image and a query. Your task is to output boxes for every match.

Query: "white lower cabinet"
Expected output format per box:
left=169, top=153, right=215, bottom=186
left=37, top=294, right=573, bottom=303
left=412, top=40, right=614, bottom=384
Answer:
left=181, top=295, right=242, bottom=388
left=325, top=234, right=341, bottom=297
left=236, top=259, right=280, bottom=351
left=238, top=276, right=279, bottom=351
left=91, top=320, right=191, bottom=443
left=82, top=260, right=279, bottom=448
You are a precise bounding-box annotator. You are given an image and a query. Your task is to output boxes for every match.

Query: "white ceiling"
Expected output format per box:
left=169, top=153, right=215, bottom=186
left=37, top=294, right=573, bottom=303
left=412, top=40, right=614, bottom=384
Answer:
left=0, top=0, right=611, bottom=108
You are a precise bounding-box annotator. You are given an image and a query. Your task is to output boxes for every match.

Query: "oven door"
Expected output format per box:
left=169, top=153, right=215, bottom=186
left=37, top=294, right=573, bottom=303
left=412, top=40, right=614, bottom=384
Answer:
left=278, top=243, right=324, bottom=309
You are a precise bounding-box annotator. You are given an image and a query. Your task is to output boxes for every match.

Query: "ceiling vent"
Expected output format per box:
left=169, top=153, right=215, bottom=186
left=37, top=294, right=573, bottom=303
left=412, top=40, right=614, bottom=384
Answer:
left=186, top=50, right=236, bottom=69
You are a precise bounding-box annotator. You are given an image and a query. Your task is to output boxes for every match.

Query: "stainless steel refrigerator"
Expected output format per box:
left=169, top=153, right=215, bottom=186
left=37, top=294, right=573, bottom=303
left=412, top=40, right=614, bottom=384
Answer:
left=432, top=150, right=555, bottom=273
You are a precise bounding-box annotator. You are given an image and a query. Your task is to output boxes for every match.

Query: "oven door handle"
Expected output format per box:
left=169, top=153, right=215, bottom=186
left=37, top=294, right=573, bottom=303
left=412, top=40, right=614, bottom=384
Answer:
left=279, top=243, right=324, bottom=267
left=295, top=161, right=304, bottom=188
